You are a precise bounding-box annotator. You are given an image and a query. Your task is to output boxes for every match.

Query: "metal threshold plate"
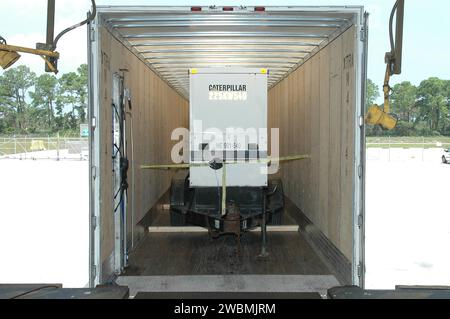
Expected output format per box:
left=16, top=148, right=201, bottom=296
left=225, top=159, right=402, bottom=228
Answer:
left=148, top=225, right=299, bottom=233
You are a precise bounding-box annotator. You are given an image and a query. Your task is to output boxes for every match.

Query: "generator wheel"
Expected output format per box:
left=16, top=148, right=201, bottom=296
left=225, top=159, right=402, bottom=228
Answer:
left=169, top=171, right=189, bottom=226
left=268, top=179, right=284, bottom=206
left=170, top=209, right=186, bottom=226
left=270, top=211, right=283, bottom=225
left=267, top=178, right=284, bottom=225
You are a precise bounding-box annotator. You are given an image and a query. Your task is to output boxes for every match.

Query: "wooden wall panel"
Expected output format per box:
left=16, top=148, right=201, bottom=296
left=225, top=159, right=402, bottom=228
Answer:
left=290, top=69, right=301, bottom=205
left=310, top=54, right=321, bottom=228
left=98, top=26, right=189, bottom=266
left=318, top=46, right=330, bottom=237
left=328, top=36, right=343, bottom=247
left=304, top=59, right=312, bottom=216
left=268, top=27, right=356, bottom=261
left=340, top=28, right=357, bottom=259
left=280, top=80, right=290, bottom=194
left=296, top=69, right=306, bottom=205
left=286, top=70, right=295, bottom=200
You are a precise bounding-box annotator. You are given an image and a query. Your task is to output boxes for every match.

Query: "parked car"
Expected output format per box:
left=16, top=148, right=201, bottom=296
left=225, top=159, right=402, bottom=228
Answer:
left=443, top=149, right=450, bottom=164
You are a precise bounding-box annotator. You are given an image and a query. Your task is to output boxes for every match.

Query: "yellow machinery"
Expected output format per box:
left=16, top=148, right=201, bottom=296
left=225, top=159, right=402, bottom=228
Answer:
left=0, top=0, right=96, bottom=74
left=365, top=0, right=405, bottom=131
left=0, top=41, right=60, bottom=73
left=365, top=64, right=399, bottom=130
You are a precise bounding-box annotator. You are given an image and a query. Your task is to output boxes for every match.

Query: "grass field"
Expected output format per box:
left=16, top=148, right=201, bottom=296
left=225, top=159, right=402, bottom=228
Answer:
left=0, top=138, right=55, bottom=155
left=0, top=137, right=88, bottom=156
left=367, top=136, right=450, bottom=149
left=1, top=137, right=450, bottom=156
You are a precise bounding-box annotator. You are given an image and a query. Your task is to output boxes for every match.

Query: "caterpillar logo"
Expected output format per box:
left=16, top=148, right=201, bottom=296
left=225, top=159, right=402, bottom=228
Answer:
left=209, top=84, right=247, bottom=92
left=208, top=84, right=247, bottom=101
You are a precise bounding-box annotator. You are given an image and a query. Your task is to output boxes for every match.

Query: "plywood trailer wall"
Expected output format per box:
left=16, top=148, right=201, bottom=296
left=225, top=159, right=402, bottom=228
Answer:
left=98, top=26, right=189, bottom=275
left=268, top=27, right=356, bottom=261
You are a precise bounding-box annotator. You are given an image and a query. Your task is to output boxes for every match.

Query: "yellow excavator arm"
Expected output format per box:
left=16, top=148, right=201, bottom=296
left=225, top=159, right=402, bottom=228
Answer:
left=0, top=0, right=96, bottom=74
left=365, top=0, right=404, bottom=131
left=365, top=64, right=399, bottom=130
left=0, top=43, right=59, bottom=73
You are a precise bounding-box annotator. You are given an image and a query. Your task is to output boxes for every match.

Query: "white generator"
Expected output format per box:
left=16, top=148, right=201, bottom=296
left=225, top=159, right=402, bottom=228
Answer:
left=189, top=67, right=268, bottom=187
left=170, top=68, right=283, bottom=251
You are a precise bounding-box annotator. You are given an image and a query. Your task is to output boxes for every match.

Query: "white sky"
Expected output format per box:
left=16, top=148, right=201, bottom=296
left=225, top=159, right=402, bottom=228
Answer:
left=1, top=0, right=449, bottom=98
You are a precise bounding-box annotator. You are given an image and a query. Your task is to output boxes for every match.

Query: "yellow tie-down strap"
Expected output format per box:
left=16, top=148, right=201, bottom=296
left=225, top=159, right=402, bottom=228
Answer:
left=140, top=154, right=310, bottom=216
left=140, top=155, right=310, bottom=170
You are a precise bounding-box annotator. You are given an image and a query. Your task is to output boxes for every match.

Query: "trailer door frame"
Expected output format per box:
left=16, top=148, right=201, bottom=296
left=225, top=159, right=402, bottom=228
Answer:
left=88, top=6, right=368, bottom=288
left=352, top=11, right=369, bottom=288
left=88, top=16, right=101, bottom=287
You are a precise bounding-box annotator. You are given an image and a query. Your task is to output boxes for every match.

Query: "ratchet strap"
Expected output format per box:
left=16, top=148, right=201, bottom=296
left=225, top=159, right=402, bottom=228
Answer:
left=140, top=154, right=310, bottom=170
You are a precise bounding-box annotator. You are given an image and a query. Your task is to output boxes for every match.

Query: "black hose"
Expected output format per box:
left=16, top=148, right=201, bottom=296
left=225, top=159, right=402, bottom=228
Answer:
left=112, top=96, right=128, bottom=215
left=53, top=0, right=97, bottom=49
left=389, top=0, right=399, bottom=56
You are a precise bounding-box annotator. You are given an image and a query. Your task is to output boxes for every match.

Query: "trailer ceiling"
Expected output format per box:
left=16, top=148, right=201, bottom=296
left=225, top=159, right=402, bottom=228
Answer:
left=98, top=6, right=358, bottom=99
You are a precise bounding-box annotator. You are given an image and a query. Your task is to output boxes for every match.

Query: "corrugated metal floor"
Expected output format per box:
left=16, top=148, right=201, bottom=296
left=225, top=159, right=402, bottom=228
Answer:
left=122, top=232, right=330, bottom=276
left=122, top=190, right=330, bottom=276
left=117, top=192, right=339, bottom=295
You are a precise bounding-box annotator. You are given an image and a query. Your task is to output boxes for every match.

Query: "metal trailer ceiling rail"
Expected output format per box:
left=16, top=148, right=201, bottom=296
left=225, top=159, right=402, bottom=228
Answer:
left=97, top=6, right=359, bottom=99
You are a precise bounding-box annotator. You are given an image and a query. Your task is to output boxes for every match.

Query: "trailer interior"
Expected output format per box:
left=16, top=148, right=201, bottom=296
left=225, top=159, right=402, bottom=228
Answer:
left=88, top=6, right=366, bottom=297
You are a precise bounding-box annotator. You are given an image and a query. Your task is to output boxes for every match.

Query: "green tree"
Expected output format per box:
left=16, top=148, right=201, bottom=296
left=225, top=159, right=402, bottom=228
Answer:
left=366, top=79, right=380, bottom=107
left=0, top=65, right=36, bottom=133
left=75, top=64, right=88, bottom=124
left=390, top=81, right=417, bottom=123
left=442, top=80, right=450, bottom=135
left=57, top=72, right=80, bottom=131
left=30, top=73, right=58, bottom=131
left=23, top=106, right=48, bottom=134
left=0, top=86, right=13, bottom=133
left=417, top=77, right=449, bottom=132
left=56, top=64, right=88, bottom=131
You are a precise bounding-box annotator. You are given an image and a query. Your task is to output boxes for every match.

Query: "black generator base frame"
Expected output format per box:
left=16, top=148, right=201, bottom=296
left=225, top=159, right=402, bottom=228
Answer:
left=169, top=171, right=284, bottom=235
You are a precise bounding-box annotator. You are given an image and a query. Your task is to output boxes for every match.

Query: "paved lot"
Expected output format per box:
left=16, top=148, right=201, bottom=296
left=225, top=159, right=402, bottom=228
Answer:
left=0, top=148, right=448, bottom=289
left=0, top=158, right=89, bottom=287
left=365, top=148, right=450, bottom=289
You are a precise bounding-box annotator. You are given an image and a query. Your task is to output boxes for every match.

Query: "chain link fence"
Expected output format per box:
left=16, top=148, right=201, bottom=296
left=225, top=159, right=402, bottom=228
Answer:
left=0, top=136, right=89, bottom=161
left=367, top=136, right=450, bottom=162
